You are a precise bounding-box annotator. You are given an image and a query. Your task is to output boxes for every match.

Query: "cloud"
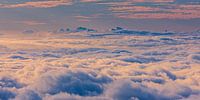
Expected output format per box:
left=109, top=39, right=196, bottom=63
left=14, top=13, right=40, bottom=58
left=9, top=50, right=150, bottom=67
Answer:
left=0, top=77, right=22, bottom=88
left=14, top=89, right=42, bottom=100
left=1, top=0, right=200, bottom=19
left=0, top=0, right=101, bottom=8
left=188, top=54, right=200, bottom=63
left=0, top=0, right=73, bottom=8
left=18, top=21, right=46, bottom=26
left=32, top=70, right=112, bottom=96
left=75, top=16, right=92, bottom=22
left=80, top=0, right=101, bottom=3
left=122, top=57, right=162, bottom=64
left=75, top=15, right=100, bottom=22
left=102, top=0, right=200, bottom=19
left=0, top=77, right=23, bottom=100
left=103, top=79, right=194, bottom=100
left=0, top=29, right=200, bottom=100
left=0, top=88, right=15, bottom=100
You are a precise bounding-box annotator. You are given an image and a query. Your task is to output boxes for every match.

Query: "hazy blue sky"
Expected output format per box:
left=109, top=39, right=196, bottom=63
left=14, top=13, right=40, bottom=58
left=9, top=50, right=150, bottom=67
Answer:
left=0, top=0, right=200, bottom=32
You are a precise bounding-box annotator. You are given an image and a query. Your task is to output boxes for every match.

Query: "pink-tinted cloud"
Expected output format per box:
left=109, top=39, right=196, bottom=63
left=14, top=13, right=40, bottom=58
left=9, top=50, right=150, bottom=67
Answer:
left=16, top=21, right=47, bottom=26
left=0, top=0, right=101, bottom=8
left=106, top=0, right=200, bottom=19
left=0, top=0, right=73, bottom=8
left=98, top=0, right=174, bottom=6
left=0, top=0, right=200, bottom=19
left=80, top=0, right=101, bottom=2
left=75, top=14, right=100, bottom=22
left=75, top=16, right=91, bottom=22
left=130, top=0, right=175, bottom=3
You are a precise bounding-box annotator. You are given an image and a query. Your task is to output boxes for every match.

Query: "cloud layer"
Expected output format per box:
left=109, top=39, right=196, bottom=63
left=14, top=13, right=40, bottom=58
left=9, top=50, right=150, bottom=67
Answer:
left=106, top=0, right=200, bottom=19
left=0, top=29, right=199, bottom=99
left=1, top=0, right=200, bottom=19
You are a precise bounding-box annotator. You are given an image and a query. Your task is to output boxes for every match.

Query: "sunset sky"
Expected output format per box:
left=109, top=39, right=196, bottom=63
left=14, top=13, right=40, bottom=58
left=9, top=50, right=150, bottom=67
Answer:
left=1, top=1, right=200, bottom=100
left=0, top=0, right=200, bottom=32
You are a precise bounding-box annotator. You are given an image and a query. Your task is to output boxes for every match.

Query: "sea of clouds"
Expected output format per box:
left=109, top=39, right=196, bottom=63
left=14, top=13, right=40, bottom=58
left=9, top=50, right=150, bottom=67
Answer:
left=0, top=28, right=200, bottom=100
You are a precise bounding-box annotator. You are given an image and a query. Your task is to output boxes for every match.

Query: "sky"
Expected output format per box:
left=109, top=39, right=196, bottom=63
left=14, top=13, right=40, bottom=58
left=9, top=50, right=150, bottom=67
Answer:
left=0, top=0, right=200, bottom=32
left=0, top=1, right=200, bottom=100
